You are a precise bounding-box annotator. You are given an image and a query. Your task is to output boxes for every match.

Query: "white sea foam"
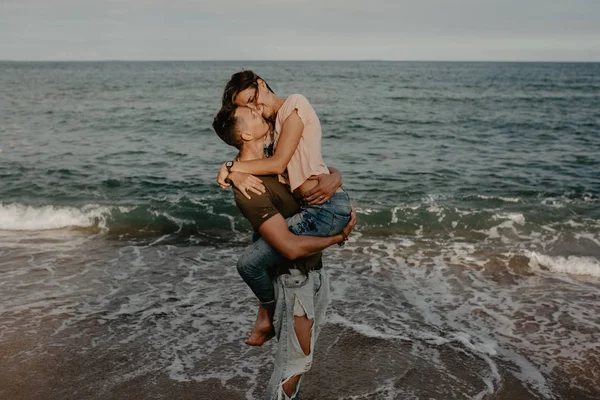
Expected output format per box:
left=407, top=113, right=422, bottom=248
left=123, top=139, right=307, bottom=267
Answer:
left=527, top=252, right=600, bottom=278
left=0, top=202, right=119, bottom=231
left=476, top=195, right=521, bottom=203
left=541, top=198, right=566, bottom=208
left=354, top=207, right=376, bottom=215
left=390, top=206, right=400, bottom=224
left=574, top=231, right=600, bottom=248
left=492, top=213, right=525, bottom=225
left=3, top=223, right=598, bottom=399
left=328, top=314, right=409, bottom=340
left=477, top=213, right=527, bottom=241
left=426, top=205, right=443, bottom=213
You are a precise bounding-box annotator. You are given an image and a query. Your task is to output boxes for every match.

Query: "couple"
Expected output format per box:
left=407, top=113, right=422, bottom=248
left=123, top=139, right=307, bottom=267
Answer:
left=212, top=70, right=355, bottom=399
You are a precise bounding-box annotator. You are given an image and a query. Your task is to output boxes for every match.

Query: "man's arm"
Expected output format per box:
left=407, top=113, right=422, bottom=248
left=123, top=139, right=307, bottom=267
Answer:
left=258, top=209, right=355, bottom=260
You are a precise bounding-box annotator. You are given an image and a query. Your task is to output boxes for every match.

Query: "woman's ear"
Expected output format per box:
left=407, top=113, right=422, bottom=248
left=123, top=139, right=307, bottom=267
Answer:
left=257, top=78, right=266, bottom=88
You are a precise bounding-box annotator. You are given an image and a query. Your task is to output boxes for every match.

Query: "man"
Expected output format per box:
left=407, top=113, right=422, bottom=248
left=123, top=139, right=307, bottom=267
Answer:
left=212, top=105, right=354, bottom=399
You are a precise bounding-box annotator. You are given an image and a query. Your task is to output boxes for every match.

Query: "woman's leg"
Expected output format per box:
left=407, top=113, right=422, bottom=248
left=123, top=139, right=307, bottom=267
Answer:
left=286, top=191, right=352, bottom=238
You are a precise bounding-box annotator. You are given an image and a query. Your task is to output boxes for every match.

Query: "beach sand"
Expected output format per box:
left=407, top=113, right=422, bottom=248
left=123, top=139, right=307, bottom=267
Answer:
left=2, top=320, right=598, bottom=400
left=1, top=232, right=599, bottom=400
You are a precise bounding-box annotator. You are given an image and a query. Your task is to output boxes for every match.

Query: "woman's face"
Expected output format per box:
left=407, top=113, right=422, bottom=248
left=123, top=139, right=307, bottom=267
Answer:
left=234, top=80, right=273, bottom=119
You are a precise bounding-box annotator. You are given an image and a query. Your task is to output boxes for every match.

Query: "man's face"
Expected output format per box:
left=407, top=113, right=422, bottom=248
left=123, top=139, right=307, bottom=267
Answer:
left=235, top=106, right=269, bottom=140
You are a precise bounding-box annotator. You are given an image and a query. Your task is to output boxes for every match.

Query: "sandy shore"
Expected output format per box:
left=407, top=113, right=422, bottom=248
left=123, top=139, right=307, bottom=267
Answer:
left=2, top=322, right=597, bottom=400
left=1, top=235, right=599, bottom=400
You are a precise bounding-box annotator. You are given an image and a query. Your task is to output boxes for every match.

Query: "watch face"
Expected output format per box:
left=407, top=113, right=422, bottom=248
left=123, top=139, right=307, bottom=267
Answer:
left=226, top=161, right=234, bottom=170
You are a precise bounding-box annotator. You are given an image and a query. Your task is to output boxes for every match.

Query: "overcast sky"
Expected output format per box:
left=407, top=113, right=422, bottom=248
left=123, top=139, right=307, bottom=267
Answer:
left=1, top=0, right=599, bottom=61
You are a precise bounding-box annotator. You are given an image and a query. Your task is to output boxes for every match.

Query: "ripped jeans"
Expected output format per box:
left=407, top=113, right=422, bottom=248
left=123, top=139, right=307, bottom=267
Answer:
left=237, top=190, right=350, bottom=309
left=265, top=267, right=331, bottom=400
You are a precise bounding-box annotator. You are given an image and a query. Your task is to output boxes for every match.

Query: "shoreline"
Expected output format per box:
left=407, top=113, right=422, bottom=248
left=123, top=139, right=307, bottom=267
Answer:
left=2, top=323, right=598, bottom=400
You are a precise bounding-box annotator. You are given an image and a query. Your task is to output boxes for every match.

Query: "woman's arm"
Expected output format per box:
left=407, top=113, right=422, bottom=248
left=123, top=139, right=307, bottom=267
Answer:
left=227, top=111, right=304, bottom=175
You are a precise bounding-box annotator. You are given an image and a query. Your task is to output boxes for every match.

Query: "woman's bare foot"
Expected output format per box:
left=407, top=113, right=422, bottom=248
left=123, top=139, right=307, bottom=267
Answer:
left=244, top=303, right=275, bottom=346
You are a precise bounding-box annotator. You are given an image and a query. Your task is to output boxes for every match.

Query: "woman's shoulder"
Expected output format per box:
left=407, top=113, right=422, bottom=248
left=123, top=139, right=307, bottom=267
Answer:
left=284, top=93, right=311, bottom=107
left=279, top=94, right=315, bottom=122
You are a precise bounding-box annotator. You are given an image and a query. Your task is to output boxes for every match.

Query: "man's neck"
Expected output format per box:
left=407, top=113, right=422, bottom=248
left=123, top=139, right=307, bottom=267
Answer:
left=238, top=135, right=267, bottom=162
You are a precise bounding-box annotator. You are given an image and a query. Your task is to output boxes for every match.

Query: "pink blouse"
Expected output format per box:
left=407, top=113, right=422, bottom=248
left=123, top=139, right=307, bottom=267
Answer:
left=274, top=94, right=329, bottom=192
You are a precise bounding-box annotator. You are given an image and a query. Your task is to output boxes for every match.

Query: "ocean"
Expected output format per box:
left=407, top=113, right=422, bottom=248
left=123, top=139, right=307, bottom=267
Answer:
left=0, top=61, right=599, bottom=400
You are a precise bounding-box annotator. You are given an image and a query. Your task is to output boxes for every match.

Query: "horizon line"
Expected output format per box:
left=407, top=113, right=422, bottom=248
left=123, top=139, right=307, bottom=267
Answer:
left=1, top=59, right=600, bottom=63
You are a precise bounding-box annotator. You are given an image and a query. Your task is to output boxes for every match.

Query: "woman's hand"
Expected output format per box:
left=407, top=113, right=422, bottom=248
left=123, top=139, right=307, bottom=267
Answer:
left=229, top=172, right=265, bottom=199
left=303, top=172, right=342, bottom=205
left=216, top=163, right=230, bottom=189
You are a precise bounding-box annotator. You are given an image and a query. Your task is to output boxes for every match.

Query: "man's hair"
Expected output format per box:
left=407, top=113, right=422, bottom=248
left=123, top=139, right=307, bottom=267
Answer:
left=212, top=105, right=244, bottom=149
left=221, top=69, right=275, bottom=107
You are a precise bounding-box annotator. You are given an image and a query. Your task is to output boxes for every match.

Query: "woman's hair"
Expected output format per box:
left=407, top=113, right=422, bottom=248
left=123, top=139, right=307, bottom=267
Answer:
left=221, top=70, right=275, bottom=106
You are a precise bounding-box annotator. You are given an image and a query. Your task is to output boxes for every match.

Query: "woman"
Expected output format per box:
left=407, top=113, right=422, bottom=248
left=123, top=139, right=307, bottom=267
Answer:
left=217, top=70, right=352, bottom=345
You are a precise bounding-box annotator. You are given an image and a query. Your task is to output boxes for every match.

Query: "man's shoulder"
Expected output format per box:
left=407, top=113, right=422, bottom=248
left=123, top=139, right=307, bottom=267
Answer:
left=233, top=187, right=270, bottom=209
left=232, top=178, right=282, bottom=231
left=233, top=176, right=281, bottom=206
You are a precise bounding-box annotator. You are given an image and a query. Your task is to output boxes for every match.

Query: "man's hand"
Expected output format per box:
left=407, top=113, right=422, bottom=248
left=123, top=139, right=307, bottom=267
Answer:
left=303, top=172, right=342, bottom=205
left=216, top=163, right=230, bottom=189
left=338, top=206, right=357, bottom=245
left=229, top=172, right=266, bottom=200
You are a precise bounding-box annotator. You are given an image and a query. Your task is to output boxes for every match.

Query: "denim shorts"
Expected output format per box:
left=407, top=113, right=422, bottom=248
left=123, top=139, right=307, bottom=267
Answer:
left=287, top=189, right=352, bottom=238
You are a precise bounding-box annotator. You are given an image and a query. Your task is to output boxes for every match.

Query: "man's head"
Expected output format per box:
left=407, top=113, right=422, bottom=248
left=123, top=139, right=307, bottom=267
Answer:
left=212, top=105, right=269, bottom=150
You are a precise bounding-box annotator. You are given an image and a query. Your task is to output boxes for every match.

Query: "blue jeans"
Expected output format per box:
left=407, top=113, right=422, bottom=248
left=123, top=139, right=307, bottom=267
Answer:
left=265, top=268, right=330, bottom=399
left=237, top=190, right=351, bottom=306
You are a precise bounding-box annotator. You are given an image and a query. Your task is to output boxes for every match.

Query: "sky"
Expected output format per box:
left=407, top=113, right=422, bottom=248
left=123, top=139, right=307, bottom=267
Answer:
left=1, top=0, right=599, bottom=61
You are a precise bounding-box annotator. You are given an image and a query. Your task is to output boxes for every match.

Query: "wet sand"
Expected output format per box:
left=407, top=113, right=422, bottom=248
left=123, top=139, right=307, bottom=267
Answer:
left=1, top=233, right=600, bottom=400
left=2, top=322, right=598, bottom=400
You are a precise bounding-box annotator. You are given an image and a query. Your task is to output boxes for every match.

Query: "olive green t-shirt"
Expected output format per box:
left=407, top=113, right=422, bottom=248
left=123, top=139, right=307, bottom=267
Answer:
left=233, top=175, right=322, bottom=275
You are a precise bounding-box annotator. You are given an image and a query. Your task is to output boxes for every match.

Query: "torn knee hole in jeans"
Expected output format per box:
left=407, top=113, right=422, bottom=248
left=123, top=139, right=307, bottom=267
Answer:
left=281, top=374, right=302, bottom=398
left=293, top=299, right=314, bottom=356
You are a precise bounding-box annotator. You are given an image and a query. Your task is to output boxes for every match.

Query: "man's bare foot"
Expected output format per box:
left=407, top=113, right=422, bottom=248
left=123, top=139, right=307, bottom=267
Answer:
left=245, top=327, right=274, bottom=346
left=244, top=303, right=275, bottom=346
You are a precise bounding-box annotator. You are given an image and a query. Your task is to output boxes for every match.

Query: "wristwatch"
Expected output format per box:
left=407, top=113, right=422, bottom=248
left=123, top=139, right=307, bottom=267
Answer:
left=225, top=160, right=234, bottom=172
